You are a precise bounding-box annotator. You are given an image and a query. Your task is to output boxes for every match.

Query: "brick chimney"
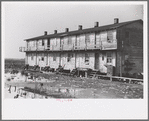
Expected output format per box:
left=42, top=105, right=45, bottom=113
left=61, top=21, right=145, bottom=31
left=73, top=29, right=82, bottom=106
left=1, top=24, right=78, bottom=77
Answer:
left=94, top=22, right=99, bottom=27
left=54, top=30, right=57, bottom=34
left=114, top=18, right=119, bottom=24
left=44, top=31, right=47, bottom=35
left=78, top=25, right=82, bottom=30
left=65, top=28, right=69, bottom=32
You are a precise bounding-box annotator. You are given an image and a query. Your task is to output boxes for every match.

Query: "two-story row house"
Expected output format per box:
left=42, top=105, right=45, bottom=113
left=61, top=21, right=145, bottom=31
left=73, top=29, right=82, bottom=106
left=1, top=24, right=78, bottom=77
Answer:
left=20, top=18, right=143, bottom=76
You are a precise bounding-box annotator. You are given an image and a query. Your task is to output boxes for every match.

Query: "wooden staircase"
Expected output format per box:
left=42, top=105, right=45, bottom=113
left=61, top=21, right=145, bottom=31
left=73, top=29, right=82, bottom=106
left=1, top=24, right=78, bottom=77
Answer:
left=70, top=69, right=78, bottom=76
left=56, top=66, right=64, bottom=73
left=89, top=70, right=99, bottom=78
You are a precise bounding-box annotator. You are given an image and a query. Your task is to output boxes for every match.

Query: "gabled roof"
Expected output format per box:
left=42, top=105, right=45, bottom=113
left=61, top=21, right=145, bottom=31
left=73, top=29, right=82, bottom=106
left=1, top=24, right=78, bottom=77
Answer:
left=25, top=19, right=143, bottom=41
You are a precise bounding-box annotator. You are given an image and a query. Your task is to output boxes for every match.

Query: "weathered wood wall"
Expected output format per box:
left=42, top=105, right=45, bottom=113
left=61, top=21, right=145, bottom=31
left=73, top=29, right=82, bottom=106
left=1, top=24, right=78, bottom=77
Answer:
left=116, top=21, right=143, bottom=76
left=61, top=53, right=75, bottom=70
left=26, top=50, right=116, bottom=72
left=48, top=53, right=60, bottom=68
left=25, top=22, right=143, bottom=76
left=98, top=51, right=116, bottom=73
left=26, top=29, right=117, bottom=51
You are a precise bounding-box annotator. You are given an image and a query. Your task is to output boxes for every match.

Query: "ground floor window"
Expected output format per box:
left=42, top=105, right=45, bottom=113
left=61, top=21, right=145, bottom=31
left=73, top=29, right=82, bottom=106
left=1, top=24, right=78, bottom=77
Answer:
left=53, top=54, right=56, bottom=61
left=102, top=54, right=104, bottom=60
left=85, top=53, right=89, bottom=65
left=42, top=39, right=44, bottom=46
left=67, top=53, right=73, bottom=62
left=46, top=55, right=48, bottom=65
left=41, top=57, right=44, bottom=61
left=31, top=54, right=34, bottom=60
left=107, top=52, right=112, bottom=63
left=102, top=52, right=106, bottom=61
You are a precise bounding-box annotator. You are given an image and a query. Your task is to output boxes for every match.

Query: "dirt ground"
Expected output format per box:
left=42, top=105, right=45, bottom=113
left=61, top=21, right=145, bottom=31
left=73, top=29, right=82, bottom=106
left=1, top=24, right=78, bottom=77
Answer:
left=5, top=71, right=143, bottom=99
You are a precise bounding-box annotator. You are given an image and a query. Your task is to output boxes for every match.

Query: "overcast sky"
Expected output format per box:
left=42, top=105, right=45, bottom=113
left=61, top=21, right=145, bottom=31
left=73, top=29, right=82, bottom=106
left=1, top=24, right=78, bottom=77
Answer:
left=2, top=2, right=143, bottom=59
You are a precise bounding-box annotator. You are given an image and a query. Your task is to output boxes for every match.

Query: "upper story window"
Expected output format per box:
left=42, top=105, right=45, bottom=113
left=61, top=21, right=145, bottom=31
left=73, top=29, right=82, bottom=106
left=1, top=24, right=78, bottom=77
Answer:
left=61, top=37, right=64, bottom=45
left=63, top=37, right=68, bottom=45
left=33, top=41, right=35, bottom=47
left=47, top=39, right=50, bottom=46
left=75, top=35, right=80, bottom=46
left=85, top=53, right=89, bottom=65
left=55, top=38, right=57, bottom=46
left=30, top=41, right=35, bottom=47
left=68, top=36, right=72, bottom=45
left=107, top=52, right=112, bottom=63
left=85, top=33, right=90, bottom=43
left=107, top=30, right=113, bottom=43
left=42, top=40, right=44, bottom=46
left=125, top=31, right=129, bottom=38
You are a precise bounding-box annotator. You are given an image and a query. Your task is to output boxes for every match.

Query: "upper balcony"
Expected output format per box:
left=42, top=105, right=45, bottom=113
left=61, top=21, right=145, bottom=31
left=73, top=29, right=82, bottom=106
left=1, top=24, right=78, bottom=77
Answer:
left=19, top=39, right=117, bottom=52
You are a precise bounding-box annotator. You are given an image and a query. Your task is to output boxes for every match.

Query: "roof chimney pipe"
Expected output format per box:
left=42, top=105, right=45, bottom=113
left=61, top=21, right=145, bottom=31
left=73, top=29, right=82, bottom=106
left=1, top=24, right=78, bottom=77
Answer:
left=54, top=30, right=57, bottom=34
left=114, top=18, right=119, bottom=24
left=44, top=31, right=47, bottom=35
left=78, top=25, right=82, bottom=30
left=94, top=22, right=99, bottom=27
left=65, top=28, right=69, bottom=32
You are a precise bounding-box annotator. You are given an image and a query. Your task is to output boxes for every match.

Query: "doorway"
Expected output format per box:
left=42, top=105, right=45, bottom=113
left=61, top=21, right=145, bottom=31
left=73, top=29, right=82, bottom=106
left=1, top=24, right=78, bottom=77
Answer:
left=95, top=53, right=99, bottom=70
left=47, top=39, right=50, bottom=49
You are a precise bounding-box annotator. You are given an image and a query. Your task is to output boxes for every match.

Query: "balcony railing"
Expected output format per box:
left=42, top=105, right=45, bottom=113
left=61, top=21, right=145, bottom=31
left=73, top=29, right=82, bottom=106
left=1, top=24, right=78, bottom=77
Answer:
left=20, top=40, right=117, bottom=52
left=20, top=45, right=102, bottom=52
left=19, top=47, right=26, bottom=52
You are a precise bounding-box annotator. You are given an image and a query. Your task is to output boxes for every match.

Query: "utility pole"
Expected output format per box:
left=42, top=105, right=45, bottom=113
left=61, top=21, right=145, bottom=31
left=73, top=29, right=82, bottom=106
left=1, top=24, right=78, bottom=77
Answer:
left=36, top=40, right=37, bottom=65
left=120, top=55, right=122, bottom=77
left=120, top=40, right=123, bottom=77
left=34, top=77, right=36, bottom=99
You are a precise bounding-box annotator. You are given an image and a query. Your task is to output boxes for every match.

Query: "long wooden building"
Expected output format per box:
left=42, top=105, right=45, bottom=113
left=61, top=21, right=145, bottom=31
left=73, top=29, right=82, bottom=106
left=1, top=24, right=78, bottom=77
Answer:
left=20, top=18, right=143, bottom=77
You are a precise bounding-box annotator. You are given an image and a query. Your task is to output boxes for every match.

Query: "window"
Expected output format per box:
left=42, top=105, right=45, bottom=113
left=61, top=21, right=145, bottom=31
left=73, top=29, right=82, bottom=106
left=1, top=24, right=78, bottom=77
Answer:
left=125, top=31, right=129, bottom=38
left=55, top=38, right=57, bottom=46
left=42, top=40, right=44, bottom=46
left=31, top=54, right=34, bottom=60
left=107, top=52, right=112, bottom=63
left=107, top=30, right=113, bottom=43
left=44, top=54, right=48, bottom=65
left=68, top=36, right=72, bottom=45
left=47, top=39, right=50, bottom=46
left=33, top=41, right=36, bottom=47
left=53, top=54, right=56, bottom=61
left=85, top=33, right=90, bottom=43
left=67, top=53, right=73, bottom=62
left=85, top=53, right=89, bottom=65
left=61, top=37, right=64, bottom=44
left=41, top=57, right=44, bottom=61
left=102, top=55, right=104, bottom=61
left=102, top=52, right=105, bottom=61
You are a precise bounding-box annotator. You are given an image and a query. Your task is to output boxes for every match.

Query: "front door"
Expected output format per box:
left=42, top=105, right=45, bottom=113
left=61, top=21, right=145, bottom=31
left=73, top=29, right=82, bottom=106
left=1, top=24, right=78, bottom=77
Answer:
left=95, top=53, right=99, bottom=70
left=99, top=52, right=107, bottom=73
left=47, top=39, right=50, bottom=49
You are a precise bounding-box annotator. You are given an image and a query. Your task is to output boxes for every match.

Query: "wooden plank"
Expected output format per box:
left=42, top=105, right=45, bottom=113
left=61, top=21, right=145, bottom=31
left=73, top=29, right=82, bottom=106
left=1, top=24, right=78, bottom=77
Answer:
left=97, top=75, right=143, bottom=82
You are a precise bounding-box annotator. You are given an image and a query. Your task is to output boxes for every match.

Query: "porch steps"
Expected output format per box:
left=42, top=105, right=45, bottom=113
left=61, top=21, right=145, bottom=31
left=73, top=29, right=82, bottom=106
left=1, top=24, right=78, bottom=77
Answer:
left=89, top=70, right=99, bottom=78
left=56, top=66, right=64, bottom=73
left=70, top=69, right=77, bottom=76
